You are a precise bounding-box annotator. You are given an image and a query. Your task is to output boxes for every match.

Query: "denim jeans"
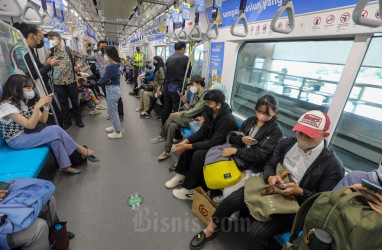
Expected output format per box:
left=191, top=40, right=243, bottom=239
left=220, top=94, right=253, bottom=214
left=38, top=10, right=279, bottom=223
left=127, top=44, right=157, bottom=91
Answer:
left=106, top=85, right=122, bottom=132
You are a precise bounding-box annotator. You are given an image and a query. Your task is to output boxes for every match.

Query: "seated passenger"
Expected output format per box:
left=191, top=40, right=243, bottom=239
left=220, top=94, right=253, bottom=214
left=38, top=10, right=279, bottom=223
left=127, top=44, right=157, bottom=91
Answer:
left=151, top=75, right=207, bottom=161
left=138, top=56, right=165, bottom=118
left=0, top=178, right=74, bottom=249
left=0, top=74, right=97, bottom=174
left=333, top=157, right=382, bottom=214
left=165, top=90, right=239, bottom=200
left=130, top=62, right=154, bottom=96
left=77, top=79, right=103, bottom=115
left=189, top=110, right=344, bottom=250
left=214, top=95, right=283, bottom=203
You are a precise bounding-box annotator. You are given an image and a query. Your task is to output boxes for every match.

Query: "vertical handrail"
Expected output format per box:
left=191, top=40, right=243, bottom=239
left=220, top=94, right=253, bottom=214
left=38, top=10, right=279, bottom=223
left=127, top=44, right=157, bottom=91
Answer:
left=270, top=0, right=295, bottom=34
left=20, top=1, right=44, bottom=25
left=352, top=0, right=382, bottom=28
left=178, top=39, right=209, bottom=111
left=0, top=0, right=23, bottom=17
left=230, top=0, right=248, bottom=37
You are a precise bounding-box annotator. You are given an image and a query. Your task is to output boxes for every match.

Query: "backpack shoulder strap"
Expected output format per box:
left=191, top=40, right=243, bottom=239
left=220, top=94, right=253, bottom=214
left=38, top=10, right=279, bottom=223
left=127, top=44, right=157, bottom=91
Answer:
left=288, top=192, right=321, bottom=242
left=65, top=46, right=76, bottom=80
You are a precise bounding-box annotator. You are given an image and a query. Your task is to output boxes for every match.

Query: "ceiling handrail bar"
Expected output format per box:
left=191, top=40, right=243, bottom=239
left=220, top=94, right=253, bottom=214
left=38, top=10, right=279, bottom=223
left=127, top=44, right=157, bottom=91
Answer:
left=270, top=0, right=295, bottom=34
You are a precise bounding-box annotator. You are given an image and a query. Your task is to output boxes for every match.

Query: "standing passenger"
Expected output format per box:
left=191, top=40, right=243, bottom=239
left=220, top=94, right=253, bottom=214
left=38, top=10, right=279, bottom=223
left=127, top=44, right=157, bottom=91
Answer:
left=101, top=47, right=123, bottom=139
left=131, top=47, right=145, bottom=93
left=162, top=42, right=190, bottom=125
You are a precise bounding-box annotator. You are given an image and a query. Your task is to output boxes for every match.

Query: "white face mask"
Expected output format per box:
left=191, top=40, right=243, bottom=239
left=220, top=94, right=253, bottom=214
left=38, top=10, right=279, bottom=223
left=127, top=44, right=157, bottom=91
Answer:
left=23, top=90, right=35, bottom=100
left=190, top=85, right=198, bottom=94
left=49, top=39, right=59, bottom=48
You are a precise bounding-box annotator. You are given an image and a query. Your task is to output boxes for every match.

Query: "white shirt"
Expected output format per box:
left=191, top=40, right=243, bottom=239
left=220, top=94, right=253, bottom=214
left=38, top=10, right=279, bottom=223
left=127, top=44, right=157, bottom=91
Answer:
left=283, top=141, right=325, bottom=184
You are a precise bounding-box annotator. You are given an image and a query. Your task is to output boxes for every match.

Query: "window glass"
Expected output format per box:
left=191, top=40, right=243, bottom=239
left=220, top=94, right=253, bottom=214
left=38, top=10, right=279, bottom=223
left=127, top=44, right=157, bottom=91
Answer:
left=231, top=40, right=353, bottom=137
left=190, top=44, right=203, bottom=76
left=330, top=36, right=382, bottom=172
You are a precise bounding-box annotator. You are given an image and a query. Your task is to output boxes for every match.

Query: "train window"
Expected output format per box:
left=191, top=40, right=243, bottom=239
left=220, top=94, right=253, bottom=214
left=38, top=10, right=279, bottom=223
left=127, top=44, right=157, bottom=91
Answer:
left=330, top=36, right=382, bottom=172
left=190, top=44, right=204, bottom=77
left=231, top=40, right=353, bottom=135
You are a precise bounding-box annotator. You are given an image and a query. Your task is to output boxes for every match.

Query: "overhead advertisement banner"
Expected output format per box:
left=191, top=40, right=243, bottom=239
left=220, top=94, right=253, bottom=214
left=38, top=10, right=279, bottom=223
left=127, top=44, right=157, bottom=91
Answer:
left=206, top=0, right=376, bottom=28
left=209, top=42, right=225, bottom=85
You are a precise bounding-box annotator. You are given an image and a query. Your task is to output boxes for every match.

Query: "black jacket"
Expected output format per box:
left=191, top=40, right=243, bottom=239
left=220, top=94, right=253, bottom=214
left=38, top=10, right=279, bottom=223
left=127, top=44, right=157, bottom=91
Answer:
left=25, top=47, right=51, bottom=85
left=188, top=103, right=239, bottom=150
left=263, top=137, right=344, bottom=204
left=165, top=51, right=190, bottom=85
left=229, top=116, right=283, bottom=173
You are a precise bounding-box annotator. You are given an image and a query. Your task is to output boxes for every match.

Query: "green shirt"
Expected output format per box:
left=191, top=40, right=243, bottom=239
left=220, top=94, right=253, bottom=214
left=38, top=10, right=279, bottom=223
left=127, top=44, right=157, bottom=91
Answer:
left=180, top=90, right=206, bottom=118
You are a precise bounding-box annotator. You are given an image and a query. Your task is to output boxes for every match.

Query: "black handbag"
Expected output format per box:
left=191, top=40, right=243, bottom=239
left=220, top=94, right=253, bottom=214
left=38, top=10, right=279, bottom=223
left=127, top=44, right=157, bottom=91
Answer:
left=24, top=122, right=48, bottom=134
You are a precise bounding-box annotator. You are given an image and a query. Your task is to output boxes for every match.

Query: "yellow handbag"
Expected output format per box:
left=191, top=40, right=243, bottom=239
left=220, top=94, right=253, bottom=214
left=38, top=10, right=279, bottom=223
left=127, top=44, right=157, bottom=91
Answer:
left=203, top=160, right=243, bottom=189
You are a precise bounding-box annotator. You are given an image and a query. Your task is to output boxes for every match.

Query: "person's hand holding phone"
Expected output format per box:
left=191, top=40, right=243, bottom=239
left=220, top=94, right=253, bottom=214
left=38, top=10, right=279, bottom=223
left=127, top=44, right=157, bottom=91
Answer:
left=49, top=57, right=60, bottom=66
left=242, top=136, right=258, bottom=146
left=194, top=116, right=204, bottom=125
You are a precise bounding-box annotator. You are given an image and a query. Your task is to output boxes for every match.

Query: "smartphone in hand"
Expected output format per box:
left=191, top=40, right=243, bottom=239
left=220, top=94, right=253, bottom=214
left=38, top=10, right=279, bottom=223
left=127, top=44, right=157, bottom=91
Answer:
left=362, top=179, right=382, bottom=194
left=47, top=93, right=54, bottom=97
left=249, top=138, right=258, bottom=143
left=274, top=184, right=287, bottom=190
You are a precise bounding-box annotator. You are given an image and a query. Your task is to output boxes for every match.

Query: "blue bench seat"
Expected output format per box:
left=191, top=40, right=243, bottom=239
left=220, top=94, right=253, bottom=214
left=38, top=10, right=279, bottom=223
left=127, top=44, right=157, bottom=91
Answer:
left=0, top=136, right=50, bottom=182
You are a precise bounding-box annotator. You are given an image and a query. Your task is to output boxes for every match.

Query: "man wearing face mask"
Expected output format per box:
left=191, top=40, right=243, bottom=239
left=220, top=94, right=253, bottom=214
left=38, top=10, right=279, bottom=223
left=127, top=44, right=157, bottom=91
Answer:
left=47, top=31, right=88, bottom=129
left=187, top=110, right=345, bottom=250
left=165, top=90, right=239, bottom=200
left=151, top=75, right=207, bottom=161
left=13, top=23, right=59, bottom=89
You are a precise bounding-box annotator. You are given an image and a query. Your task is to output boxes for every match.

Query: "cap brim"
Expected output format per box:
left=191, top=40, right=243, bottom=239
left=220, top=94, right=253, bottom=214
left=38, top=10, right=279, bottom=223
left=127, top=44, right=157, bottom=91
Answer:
left=292, top=123, right=323, bottom=139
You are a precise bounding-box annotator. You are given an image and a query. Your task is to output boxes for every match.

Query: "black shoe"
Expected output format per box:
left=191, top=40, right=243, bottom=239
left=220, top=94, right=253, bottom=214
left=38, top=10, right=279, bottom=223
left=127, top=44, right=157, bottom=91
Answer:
left=76, top=119, right=84, bottom=127
left=189, top=231, right=216, bottom=250
left=67, top=231, right=75, bottom=240
left=62, top=122, right=72, bottom=130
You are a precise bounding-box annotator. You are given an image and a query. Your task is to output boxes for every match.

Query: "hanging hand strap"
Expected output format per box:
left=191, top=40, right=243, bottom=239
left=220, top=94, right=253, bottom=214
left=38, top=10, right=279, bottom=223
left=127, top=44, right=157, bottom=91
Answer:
left=270, top=0, right=295, bottom=34
left=190, top=13, right=202, bottom=41
left=206, top=3, right=219, bottom=40
left=21, top=0, right=44, bottom=25
left=178, top=20, right=189, bottom=42
left=230, top=0, right=248, bottom=37
left=352, top=0, right=382, bottom=28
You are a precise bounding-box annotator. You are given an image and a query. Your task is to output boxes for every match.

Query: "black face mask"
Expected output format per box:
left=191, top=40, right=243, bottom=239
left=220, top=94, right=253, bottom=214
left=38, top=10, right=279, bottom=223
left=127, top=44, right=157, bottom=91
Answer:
left=36, top=41, right=45, bottom=49
left=100, top=48, right=105, bottom=54
left=204, top=105, right=214, bottom=116
left=153, top=62, right=158, bottom=67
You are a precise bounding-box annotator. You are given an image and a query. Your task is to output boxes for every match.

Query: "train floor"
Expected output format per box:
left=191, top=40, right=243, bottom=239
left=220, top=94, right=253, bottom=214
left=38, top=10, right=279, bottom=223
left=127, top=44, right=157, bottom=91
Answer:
left=53, top=79, right=248, bottom=250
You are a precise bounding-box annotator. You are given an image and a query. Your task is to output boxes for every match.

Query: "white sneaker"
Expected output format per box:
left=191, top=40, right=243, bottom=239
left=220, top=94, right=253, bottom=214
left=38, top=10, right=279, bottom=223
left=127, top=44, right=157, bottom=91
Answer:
left=165, top=174, right=185, bottom=189
left=212, top=195, right=225, bottom=204
left=228, top=211, right=240, bottom=222
left=105, top=126, right=115, bottom=133
left=173, top=188, right=194, bottom=200
left=107, top=132, right=123, bottom=139
left=95, top=105, right=107, bottom=110
left=89, top=110, right=102, bottom=115
left=150, top=136, right=165, bottom=144
left=136, top=108, right=143, bottom=112
left=158, top=151, right=170, bottom=160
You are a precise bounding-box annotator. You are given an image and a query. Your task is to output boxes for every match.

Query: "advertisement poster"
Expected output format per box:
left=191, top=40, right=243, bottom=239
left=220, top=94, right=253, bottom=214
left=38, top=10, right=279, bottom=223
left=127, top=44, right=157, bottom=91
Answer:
left=209, top=42, right=225, bottom=86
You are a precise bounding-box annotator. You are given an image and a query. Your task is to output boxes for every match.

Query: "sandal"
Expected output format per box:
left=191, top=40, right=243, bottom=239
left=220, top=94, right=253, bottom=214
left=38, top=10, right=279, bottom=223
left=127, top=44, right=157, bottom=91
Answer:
left=82, top=145, right=100, bottom=162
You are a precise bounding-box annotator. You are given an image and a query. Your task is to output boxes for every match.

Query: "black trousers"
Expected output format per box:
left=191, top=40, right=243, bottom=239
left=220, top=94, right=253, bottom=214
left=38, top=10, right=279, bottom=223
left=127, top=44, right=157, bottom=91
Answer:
left=175, top=149, right=209, bottom=190
left=212, top=187, right=295, bottom=250
left=133, top=66, right=139, bottom=88
left=101, top=85, right=124, bottom=116
left=162, top=88, right=180, bottom=126
left=53, top=83, right=81, bottom=123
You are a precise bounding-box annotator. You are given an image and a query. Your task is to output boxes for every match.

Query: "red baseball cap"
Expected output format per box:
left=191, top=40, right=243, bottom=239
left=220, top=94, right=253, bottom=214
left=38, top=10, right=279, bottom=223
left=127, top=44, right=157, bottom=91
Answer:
left=292, top=110, right=331, bottom=139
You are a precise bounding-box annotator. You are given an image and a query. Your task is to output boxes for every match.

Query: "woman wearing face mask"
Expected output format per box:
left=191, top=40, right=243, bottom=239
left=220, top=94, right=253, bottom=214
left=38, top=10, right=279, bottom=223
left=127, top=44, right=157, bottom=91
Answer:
left=101, top=46, right=123, bottom=139
left=213, top=95, right=283, bottom=203
left=0, top=75, right=97, bottom=174
left=164, top=89, right=239, bottom=200
left=138, top=56, right=165, bottom=118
